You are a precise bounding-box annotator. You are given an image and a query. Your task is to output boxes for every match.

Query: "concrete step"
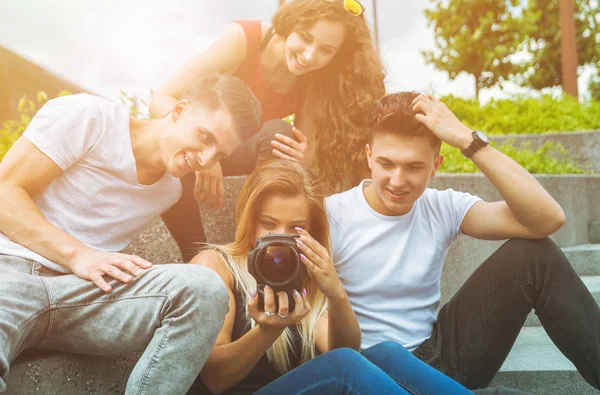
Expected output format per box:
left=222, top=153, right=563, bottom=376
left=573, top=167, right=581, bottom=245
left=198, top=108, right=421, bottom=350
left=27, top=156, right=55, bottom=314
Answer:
left=491, top=327, right=596, bottom=394
left=525, top=275, right=600, bottom=327
left=563, top=244, right=600, bottom=276
left=590, top=221, right=600, bottom=244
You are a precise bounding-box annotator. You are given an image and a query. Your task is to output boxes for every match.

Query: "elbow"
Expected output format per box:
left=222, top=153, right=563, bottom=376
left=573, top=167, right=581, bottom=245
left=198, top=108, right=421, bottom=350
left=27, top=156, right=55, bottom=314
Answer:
left=545, top=207, right=566, bottom=236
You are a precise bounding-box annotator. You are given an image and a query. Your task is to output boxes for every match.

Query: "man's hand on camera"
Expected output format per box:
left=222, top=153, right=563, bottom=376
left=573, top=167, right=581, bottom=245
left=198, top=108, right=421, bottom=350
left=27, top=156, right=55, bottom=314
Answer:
left=294, top=228, right=345, bottom=300
left=248, top=285, right=310, bottom=331
left=68, top=248, right=153, bottom=292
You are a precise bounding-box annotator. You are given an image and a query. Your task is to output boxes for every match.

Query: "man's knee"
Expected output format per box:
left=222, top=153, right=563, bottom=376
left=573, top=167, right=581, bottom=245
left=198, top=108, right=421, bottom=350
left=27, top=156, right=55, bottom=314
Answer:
left=325, top=348, right=366, bottom=369
left=150, top=265, right=229, bottom=317
left=501, top=238, right=566, bottom=264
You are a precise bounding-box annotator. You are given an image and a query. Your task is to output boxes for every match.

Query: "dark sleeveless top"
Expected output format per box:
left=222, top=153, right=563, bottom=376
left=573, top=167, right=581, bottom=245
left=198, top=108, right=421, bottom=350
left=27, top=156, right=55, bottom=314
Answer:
left=187, top=284, right=304, bottom=395
left=233, top=20, right=298, bottom=122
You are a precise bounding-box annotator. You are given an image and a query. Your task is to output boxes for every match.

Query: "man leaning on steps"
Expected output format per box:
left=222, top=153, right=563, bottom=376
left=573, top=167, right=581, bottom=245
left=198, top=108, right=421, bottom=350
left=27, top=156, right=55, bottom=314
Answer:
left=0, top=75, right=262, bottom=395
left=326, top=92, right=600, bottom=392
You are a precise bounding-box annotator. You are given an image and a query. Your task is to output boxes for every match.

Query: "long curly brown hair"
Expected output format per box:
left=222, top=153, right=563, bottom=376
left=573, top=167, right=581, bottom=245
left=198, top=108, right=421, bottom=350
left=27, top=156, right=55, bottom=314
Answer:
left=272, top=0, right=386, bottom=192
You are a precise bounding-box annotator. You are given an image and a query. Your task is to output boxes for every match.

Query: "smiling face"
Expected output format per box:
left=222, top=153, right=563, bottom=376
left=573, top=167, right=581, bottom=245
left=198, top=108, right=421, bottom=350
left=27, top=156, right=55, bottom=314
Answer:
left=254, top=193, right=311, bottom=240
left=161, top=101, right=242, bottom=178
left=284, top=18, right=346, bottom=76
left=365, top=132, right=444, bottom=216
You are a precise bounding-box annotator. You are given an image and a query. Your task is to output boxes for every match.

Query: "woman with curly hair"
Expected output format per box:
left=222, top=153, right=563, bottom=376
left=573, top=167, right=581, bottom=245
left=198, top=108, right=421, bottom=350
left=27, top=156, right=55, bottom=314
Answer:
left=149, top=0, right=385, bottom=261
left=186, top=160, right=474, bottom=394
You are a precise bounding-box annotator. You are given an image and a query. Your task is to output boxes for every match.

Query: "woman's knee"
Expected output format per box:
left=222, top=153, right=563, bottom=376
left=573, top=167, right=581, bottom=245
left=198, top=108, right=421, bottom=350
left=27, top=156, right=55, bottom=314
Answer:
left=324, top=347, right=367, bottom=369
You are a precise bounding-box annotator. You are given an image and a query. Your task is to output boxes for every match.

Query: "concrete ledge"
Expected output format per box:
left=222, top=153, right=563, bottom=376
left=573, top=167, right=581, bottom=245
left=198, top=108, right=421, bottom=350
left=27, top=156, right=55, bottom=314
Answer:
left=6, top=352, right=139, bottom=395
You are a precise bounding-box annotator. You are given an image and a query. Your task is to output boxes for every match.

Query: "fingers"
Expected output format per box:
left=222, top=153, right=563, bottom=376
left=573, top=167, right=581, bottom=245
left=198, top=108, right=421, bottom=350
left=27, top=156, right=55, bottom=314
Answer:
left=215, top=176, right=224, bottom=209
left=272, top=148, right=301, bottom=162
left=291, top=127, right=308, bottom=143
left=295, top=228, right=328, bottom=264
left=248, top=289, right=260, bottom=318
left=193, top=170, right=204, bottom=201
left=208, top=172, right=218, bottom=209
left=270, top=141, right=304, bottom=161
left=277, top=291, right=289, bottom=318
left=199, top=171, right=211, bottom=205
left=273, top=133, right=303, bottom=152
left=90, top=272, right=112, bottom=293
left=102, top=264, right=133, bottom=284
left=128, top=255, right=153, bottom=269
left=114, top=259, right=145, bottom=277
left=263, top=285, right=276, bottom=313
left=292, top=289, right=304, bottom=316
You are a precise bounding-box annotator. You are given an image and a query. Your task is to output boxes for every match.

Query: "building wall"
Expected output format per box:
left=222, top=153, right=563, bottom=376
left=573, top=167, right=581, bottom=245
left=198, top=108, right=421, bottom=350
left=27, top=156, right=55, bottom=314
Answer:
left=0, top=45, right=86, bottom=122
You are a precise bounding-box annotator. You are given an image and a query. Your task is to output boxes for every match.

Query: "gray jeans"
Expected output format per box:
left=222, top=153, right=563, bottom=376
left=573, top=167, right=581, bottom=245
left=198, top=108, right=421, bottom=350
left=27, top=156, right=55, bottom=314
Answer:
left=0, top=255, right=229, bottom=394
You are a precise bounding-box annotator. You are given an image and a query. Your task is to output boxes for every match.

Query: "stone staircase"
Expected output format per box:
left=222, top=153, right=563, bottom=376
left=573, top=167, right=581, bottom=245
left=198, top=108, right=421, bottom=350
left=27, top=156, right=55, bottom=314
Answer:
left=5, top=169, right=600, bottom=394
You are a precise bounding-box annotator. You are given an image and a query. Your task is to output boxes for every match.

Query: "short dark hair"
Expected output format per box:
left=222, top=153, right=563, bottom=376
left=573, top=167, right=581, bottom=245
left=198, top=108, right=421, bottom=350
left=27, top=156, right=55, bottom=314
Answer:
left=366, top=92, right=441, bottom=152
left=182, top=74, right=262, bottom=141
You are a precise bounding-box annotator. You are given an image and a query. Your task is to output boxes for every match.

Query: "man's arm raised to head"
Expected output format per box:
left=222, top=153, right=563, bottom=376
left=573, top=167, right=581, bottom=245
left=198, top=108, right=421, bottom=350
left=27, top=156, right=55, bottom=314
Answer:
left=412, top=94, right=565, bottom=240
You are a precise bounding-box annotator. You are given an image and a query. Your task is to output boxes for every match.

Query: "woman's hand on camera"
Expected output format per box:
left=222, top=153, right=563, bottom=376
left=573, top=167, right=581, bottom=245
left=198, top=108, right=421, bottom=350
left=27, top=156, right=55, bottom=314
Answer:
left=294, top=228, right=345, bottom=300
left=248, top=284, right=311, bottom=332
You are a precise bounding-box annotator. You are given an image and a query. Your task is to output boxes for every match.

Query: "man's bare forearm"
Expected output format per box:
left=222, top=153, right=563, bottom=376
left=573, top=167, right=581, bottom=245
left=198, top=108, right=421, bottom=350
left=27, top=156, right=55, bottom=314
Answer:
left=0, top=184, right=88, bottom=268
left=471, top=145, right=565, bottom=234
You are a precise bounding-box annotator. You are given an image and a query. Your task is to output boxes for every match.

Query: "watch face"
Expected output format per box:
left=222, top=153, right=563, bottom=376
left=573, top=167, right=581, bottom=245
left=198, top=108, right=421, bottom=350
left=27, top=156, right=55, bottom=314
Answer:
left=475, top=130, right=489, bottom=143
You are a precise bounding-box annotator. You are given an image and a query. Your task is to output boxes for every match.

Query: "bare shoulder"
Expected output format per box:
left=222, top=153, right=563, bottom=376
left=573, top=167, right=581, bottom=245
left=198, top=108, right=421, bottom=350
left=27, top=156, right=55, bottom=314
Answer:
left=260, top=22, right=272, bottom=39
left=190, top=249, right=234, bottom=288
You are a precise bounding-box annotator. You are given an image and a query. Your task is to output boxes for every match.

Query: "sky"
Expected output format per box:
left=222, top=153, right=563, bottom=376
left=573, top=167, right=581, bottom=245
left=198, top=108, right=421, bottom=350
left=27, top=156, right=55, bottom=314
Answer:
left=0, top=0, right=594, bottom=105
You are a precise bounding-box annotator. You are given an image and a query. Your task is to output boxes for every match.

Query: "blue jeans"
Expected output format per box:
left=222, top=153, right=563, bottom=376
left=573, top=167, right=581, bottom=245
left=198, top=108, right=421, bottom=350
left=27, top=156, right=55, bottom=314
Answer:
left=256, top=344, right=472, bottom=395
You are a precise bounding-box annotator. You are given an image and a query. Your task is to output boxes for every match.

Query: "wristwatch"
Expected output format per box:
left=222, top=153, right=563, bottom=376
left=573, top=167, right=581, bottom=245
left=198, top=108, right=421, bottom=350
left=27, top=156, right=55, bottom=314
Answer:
left=461, top=130, right=489, bottom=158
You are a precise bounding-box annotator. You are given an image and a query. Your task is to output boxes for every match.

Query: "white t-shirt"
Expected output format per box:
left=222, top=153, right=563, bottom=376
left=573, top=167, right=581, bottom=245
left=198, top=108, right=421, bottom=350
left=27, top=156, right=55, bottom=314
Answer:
left=326, top=180, right=480, bottom=351
left=0, top=94, right=182, bottom=272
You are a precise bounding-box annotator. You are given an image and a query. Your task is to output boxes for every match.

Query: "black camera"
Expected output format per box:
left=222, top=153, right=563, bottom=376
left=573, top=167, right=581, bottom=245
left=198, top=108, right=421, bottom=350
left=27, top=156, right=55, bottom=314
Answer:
left=248, top=234, right=305, bottom=312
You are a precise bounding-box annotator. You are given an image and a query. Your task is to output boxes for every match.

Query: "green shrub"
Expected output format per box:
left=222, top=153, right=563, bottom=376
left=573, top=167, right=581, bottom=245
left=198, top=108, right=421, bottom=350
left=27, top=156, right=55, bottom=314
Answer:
left=589, top=72, right=600, bottom=102
left=442, top=95, right=600, bottom=135
left=0, top=91, right=71, bottom=161
left=439, top=141, right=587, bottom=174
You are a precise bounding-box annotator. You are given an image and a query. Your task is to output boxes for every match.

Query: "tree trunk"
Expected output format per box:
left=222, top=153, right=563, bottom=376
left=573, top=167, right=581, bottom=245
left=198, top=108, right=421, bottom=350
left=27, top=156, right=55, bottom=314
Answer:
left=474, top=76, right=480, bottom=101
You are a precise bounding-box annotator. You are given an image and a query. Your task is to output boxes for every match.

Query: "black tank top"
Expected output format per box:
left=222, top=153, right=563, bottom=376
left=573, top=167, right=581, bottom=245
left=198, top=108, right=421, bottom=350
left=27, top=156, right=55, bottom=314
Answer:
left=187, top=285, right=303, bottom=395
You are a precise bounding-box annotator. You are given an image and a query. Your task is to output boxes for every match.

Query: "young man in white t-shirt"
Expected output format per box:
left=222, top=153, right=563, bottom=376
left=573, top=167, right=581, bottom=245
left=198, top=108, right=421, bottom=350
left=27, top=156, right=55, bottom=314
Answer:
left=0, top=75, right=262, bottom=394
left=326, top=92, right=600, bottom=391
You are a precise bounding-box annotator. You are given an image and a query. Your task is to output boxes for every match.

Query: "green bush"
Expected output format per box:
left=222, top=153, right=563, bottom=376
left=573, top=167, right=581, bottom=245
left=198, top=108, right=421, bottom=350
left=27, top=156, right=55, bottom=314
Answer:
left=589, top=72, right=600, bottom=102
left=0, top=91, right=71, bottom=161
left=440, top=141, right=587, bottom=174
left=442, top=95, right=600, bottom=135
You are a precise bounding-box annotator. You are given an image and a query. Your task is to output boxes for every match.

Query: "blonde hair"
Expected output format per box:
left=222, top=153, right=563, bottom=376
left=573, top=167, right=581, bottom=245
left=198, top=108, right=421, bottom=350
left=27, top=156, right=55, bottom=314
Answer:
left=216, top=160, right=328, bottom=373
left=272, top=0, right=386, bottom=192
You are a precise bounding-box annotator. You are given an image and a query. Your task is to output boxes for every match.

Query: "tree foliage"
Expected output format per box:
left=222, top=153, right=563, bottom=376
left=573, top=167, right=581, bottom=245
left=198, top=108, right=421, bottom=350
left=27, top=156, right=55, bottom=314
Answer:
left=423, top=0, right=527, bottom=99
left=520, top=0, right=600, bottom=90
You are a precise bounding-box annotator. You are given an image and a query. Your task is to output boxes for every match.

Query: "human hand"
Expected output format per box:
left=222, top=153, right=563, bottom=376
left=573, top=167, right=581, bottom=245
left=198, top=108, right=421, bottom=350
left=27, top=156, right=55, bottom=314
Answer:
left=193, top=161, right=224, bottom=210
left=411, top=93, right=473, bottom=150
left=68, top=248, right=153, bottom=292
left=270, top=127, right=308, bottom=163
left=294, top=228, right=345, bottom=300
left=248, top=284, right=311, bottom=331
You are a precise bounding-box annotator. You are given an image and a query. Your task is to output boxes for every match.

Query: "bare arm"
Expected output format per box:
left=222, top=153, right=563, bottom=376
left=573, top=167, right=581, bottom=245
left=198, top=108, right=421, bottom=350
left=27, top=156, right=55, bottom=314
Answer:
left=192, top=250, right=310, bottom=394
left=295, top=229, right=361, bottom=353
left=149, top=22, right=248, bottom=118
left=412, top=94, right=565, bottom=240
left=0, top=138, right=151, bottom=291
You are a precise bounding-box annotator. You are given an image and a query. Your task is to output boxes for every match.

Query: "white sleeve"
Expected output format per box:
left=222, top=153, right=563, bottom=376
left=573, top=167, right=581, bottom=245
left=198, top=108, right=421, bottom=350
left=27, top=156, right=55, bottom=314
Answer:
left=23, top=94, right=105, bottom=171
left=426, top=188, right=481, bottom=246
left=325, top=196, right=345, bottom=265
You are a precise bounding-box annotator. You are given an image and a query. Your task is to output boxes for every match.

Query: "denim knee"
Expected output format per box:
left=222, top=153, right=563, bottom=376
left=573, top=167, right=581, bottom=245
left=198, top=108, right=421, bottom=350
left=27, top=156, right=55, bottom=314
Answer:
left=158, top=265, right=229, bottom=317
left=501, top=238, right=568, bottom=268
left=364, top=341, right=410, bottom=356
left=325, top=347, right=367, bottom=369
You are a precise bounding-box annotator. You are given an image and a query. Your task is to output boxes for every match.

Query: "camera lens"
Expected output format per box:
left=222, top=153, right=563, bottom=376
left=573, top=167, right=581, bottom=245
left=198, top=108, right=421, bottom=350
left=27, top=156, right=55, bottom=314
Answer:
left=258, top=245, right=298, bottom=284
